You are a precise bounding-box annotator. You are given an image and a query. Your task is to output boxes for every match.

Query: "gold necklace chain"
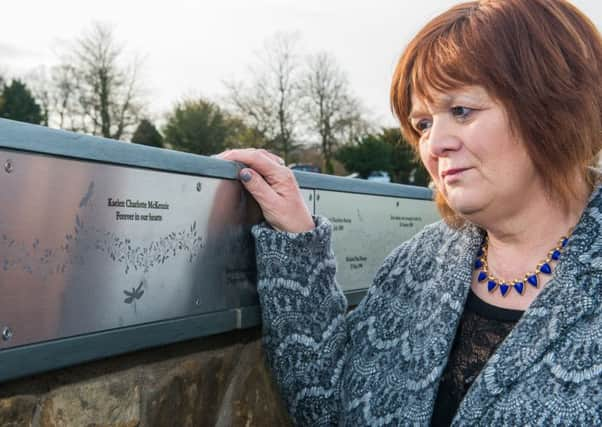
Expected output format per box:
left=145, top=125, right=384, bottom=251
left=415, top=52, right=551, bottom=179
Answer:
left=474, top=233, right=570, bottom=297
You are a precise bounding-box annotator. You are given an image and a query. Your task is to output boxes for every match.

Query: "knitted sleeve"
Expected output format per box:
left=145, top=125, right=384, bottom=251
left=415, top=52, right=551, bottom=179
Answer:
left=251, top=216, right=403, bottom=425
left=251, top=216, right=345, bottom=425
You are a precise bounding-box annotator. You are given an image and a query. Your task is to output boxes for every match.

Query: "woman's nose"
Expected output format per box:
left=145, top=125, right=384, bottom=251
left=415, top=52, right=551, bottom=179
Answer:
left=426, top=119, right=461, bottom=157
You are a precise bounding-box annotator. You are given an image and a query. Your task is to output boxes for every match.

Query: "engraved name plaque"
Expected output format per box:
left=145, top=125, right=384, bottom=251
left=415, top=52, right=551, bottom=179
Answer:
left=0, top=149, right=261, bottom=350
left=315, top=190, right=440, bottom=294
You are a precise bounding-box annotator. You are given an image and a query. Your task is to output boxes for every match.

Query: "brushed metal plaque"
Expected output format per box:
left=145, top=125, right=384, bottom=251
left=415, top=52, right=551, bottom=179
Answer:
left=315, top=190, right=439, bottom=292
left=0, top=150, right=262, bottom=349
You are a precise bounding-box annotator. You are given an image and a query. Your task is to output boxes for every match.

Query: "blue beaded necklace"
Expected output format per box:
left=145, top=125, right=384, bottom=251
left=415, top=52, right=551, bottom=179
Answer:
left=474, top=233, right=570, bottom=297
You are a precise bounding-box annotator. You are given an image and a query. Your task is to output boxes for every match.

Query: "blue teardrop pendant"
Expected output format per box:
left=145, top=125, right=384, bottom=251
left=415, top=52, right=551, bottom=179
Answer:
left=527, top=275, right=538, bottom=287
left=540, top=263, right=552, bottom=274
left=514, top=282, right=524, bottom=295
left=499, top=283, right=510, bottom=296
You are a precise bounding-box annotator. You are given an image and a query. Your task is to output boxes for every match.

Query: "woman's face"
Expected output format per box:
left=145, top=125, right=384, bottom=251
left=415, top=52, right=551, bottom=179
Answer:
left=410, top=86, right=541, bottom=222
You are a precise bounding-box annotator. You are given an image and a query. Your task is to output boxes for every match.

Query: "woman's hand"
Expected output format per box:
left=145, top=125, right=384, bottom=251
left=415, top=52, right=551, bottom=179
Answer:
left=216, top=149, right=315, bottom=233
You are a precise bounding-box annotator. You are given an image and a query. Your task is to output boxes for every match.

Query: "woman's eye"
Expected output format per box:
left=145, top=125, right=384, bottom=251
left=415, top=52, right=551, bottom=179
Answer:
left=451, top=106, right=473, bottom=120
left=414, top=119, right=432, bottom=133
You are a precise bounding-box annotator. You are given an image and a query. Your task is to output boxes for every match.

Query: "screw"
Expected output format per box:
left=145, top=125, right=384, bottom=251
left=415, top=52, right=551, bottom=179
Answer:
left=194, top=298, right=201, bottom=306
left=2, top=326, right=13, bottom=341
left=316, top=194, right=320, bottom=201
left=4, top=159, right=13, bottom=173
left=196, top=182, right=202, bottom=192
left=396, top=201, right=399, bottom=207
left=309, top=194, right=312, bottom=201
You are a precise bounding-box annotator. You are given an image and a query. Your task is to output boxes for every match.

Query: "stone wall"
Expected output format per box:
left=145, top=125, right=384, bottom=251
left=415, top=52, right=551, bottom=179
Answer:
left=0, top=327, right=292, bottom=427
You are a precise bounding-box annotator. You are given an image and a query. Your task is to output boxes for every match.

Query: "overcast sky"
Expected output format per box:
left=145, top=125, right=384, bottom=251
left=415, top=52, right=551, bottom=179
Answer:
left=1, top=0, right=600, bottom=128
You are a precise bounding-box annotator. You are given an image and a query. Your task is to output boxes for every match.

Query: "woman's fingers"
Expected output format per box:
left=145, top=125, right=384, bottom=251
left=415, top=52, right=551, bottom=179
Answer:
left=219, top=149, right=284, bottom=180
left=213, top=148, right=315, bottom=233
left=234, top=148, right=284, bottom=165
left=238, top=167, right=280, bottom=208
left=254, top=149, right=285, bottom=166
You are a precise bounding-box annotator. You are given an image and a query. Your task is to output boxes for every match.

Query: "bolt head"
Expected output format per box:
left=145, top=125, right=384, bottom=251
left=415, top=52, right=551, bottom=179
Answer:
left=196, top=182, right=202, bottom=192
left=2, top=326, right=13, bottom=341
left=4, top=160, right=13, bottom=173
left=194, top=298, right=201, bottom=306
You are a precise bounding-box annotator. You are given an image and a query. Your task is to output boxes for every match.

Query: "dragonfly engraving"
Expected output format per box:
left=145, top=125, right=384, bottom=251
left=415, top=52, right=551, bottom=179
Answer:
left=123, top=281, right=145, bottom=304
left=79, top=181, right=95, bottom=208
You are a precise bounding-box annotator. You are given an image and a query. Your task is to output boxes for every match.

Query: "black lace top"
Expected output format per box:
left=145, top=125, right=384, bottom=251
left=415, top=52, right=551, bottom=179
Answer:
left=431, top=289, right=524, bottom=426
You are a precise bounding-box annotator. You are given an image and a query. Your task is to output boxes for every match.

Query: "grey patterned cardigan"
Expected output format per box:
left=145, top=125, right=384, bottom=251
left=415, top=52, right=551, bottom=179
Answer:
left=252, top=186, right=602, bottom=426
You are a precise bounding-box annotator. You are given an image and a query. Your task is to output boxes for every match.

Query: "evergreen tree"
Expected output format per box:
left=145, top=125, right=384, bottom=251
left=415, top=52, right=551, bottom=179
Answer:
left=131, top=119, right=163, bottom=148
left=382, top=128, right=429, bottom=186
left=0, top=79, right=43, bottom=125
left=163, top=99, right=231, bottom=155
left=336, top=135, right=393, bottom=178
left=163, top=98, right=267, bottom=155
left=336, top=128, right=430, bottom=186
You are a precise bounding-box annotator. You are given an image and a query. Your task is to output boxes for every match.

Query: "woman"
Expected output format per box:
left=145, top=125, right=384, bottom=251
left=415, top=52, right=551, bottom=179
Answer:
left=219, top=0, right=602, bottom=425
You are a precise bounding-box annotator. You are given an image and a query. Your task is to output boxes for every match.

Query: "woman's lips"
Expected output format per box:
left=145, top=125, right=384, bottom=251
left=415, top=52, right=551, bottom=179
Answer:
left=441, top=168, right=471, bottom=179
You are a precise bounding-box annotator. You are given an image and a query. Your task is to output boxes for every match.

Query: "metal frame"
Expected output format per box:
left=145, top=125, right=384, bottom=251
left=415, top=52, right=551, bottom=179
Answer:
left=0, top=119, right=433, bottom=382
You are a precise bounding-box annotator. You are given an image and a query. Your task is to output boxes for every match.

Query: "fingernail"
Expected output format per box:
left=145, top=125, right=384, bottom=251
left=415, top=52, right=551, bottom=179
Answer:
left=240, top=171, right=252, bottom=182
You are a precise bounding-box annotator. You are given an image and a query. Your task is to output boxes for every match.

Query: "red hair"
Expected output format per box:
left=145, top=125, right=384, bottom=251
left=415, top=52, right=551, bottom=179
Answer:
left=391, top=0, right=602, bottom=226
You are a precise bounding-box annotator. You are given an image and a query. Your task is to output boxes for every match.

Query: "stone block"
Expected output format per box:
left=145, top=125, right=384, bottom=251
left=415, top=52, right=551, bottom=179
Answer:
left=0, top=395, right=38, bottom=427
left=142, top=345, right=241, bottom=427
left=39, top=375, right=140, bottom=427
left=215, top=341, right=292, bottom=427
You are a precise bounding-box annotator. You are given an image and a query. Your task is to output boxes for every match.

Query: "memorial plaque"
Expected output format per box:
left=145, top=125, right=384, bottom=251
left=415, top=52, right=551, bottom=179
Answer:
left=0, top=149, right=262, bottom=349
left=315, top=190, right=439, bottom=292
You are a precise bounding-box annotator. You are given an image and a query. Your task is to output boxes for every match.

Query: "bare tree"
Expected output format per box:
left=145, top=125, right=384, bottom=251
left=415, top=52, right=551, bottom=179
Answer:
left=53, top=23, right=145, bottom=140
left=49, top=64, right=84, bottom=131
left=25, top=65, right=86, bottom=130
left=225, top=32, right=302, bottom=163
left=24, top=67, right=51, bottom=126
left=301, top=52, right=367, bottom=174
